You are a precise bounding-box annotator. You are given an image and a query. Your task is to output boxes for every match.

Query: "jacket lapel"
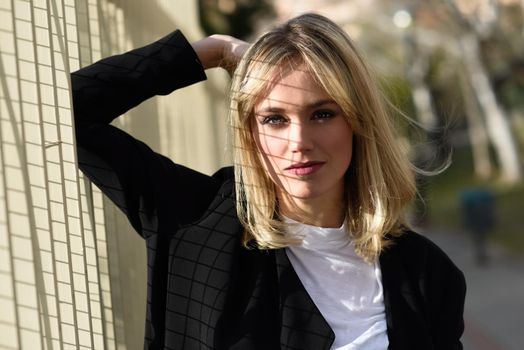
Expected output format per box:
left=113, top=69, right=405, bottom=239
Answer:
left=380, top=243, right=432, bottom=349
left=275, top=249, right=335, bottom=350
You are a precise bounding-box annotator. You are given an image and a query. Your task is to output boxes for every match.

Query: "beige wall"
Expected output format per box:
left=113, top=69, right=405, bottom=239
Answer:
left=0, top=1, right=229, bottom=349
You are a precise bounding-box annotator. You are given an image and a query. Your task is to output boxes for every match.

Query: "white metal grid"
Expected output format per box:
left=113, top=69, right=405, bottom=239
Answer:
left=0, top=0, right=117, bottom=348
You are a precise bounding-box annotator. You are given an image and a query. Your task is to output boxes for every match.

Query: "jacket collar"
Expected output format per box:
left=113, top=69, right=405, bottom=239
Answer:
left=275, top=248, right=335, bottom=350
left=273, top=237, right=432, bottom=350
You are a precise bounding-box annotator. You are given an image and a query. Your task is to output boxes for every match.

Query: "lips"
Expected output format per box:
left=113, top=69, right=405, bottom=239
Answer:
left=285, top=161, right=325, bottom=176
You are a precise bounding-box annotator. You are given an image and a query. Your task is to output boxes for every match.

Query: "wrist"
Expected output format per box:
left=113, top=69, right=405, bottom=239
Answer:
left=191, top=35, right=227, bottom=70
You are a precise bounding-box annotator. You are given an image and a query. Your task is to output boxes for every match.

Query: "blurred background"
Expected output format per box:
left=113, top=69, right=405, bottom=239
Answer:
left=0, top=0, right=523, bottom=349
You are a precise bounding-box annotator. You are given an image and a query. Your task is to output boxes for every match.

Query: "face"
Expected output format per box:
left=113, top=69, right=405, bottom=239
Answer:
left=252, top=65, right=354, bottom=211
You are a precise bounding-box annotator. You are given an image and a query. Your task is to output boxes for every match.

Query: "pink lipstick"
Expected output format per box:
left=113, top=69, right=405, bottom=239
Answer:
left=285, top=162, right=325, bottom=176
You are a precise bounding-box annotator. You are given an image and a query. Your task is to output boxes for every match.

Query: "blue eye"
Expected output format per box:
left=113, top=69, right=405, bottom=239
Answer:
left=260, top=115, right=287, bottom=126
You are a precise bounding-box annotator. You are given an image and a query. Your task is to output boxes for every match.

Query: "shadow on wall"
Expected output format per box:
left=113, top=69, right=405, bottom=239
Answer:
left=83, top=1, right=230, bottom=349
left=0, top=1, right=229, bottom=348
left=0, top=1, right=119, bottom=348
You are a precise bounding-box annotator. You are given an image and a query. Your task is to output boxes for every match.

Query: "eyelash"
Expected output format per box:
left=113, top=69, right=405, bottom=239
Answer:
left=313, top=110, right=335, bottom=120
left=259, top=110, right=337, bottom=126
left=260, top=115, right=286, bottom=125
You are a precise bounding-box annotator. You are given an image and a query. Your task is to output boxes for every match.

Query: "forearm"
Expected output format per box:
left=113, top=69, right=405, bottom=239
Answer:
left=190, top=35, right=225, bottom=70
left=71, top=31, right=220, bottom=237
left=71, top=30, right=206, bottom=125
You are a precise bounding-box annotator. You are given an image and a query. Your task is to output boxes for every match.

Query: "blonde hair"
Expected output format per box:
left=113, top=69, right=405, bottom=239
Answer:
left=229, top=13, right=417, bottom=262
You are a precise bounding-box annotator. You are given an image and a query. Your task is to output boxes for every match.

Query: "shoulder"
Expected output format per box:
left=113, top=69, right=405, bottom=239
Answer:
left=382, top=230, right=465, bottom=286
left=212, top=166, right=235, bottom=182
left=212, top=166, right=235, bottom=196
left=380, top=231, right=466, bottom=347
left=385, top=230, right=453, bottom=262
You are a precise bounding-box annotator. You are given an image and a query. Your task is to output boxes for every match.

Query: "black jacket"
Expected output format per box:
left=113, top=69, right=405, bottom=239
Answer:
left=72, top=30, right=466, bottom=350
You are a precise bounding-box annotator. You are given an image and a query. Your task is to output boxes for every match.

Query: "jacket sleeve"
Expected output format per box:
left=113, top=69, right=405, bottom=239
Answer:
left=72, top=30, right=221, bottom=238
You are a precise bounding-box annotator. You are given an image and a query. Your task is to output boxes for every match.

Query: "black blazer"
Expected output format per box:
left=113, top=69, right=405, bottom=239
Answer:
left=72, top=30, right=466, bottom=350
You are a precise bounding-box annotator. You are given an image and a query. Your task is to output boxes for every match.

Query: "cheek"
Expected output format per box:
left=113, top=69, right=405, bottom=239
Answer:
left=344, top=134, right=354, bottom=167
left=253, top=127, right=286, bottom=159
left=328, top=126, right=353, bottom=163
left=252, top=129, right=287, bottom=188
left=253, top=126, right=275, bottom=171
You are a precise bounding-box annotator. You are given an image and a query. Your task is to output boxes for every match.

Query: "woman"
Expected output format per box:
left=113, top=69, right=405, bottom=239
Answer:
left=72, top=13, right=466, bottom=350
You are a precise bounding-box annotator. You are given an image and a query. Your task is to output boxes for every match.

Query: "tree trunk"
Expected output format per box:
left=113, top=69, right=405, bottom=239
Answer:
left=459, top=67, right=492, bottom=179
left=460, top=33, right=522, bottom=183
left=403, top=27, right=439, bottom=226
left=410, top=61, right=438, bottom=131
left=521, top=0, right=524, bottom=39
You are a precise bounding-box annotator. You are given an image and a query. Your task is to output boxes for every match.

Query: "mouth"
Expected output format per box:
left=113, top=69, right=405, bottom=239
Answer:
left=284, top=161, right=325, bottom=176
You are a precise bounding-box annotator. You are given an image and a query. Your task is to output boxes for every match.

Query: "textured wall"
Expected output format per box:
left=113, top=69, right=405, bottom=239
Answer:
left=0, top=1, right=229, bottom=349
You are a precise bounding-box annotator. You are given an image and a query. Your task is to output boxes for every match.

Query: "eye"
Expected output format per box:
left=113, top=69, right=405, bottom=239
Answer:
left=312, top=110, right=336, bottom=121
left=259, top=115, right=287, bottom=126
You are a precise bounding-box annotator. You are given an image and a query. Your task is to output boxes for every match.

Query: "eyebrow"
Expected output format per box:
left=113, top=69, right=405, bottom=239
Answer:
left=256, top=99, right=338, bottom=114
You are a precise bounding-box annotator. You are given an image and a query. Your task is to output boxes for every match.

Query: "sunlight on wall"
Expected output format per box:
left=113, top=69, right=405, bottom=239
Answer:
left=1, top=0, right=230, bottom=349
left=0, top=0, right=117, bottom=348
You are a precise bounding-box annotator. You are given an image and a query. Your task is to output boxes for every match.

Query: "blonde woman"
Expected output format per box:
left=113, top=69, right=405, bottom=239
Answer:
left=73, top=13, right=465, bottom=350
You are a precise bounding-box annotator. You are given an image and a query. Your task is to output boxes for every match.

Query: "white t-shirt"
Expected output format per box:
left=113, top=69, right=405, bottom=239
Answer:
left=284, top=218, right=389, bottom=350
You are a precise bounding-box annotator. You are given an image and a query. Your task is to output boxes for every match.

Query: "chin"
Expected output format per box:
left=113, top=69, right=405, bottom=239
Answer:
left=282, top=187, right=321, bottom=200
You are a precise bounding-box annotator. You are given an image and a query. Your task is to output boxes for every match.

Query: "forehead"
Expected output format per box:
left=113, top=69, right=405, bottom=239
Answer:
left=254, top=65, right=331, bottom=111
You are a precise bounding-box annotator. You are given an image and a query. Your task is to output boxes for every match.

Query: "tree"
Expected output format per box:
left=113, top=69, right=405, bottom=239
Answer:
left=198, top=0, right=275, bottom=39
left=445, top=0, right=522, bottom=183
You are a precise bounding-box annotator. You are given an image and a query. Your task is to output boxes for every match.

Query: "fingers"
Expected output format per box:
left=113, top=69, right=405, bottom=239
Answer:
left=221, top=36, right=250, bottom=75
left=191, top=34, right=250, bottom=74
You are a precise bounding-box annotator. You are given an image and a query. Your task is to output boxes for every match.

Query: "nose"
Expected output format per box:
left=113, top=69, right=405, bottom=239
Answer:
left=289, top=121, right=313, bottom=153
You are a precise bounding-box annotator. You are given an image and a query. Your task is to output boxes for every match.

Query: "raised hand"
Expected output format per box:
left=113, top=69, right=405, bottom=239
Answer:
left=191, top=34, right=249, bottom=75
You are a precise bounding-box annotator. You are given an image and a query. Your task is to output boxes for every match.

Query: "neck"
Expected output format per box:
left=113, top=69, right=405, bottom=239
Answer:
left=279, top=195, right=346, bottom=228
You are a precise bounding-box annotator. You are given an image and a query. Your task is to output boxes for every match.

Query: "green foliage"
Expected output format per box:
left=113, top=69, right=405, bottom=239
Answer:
left=496, top=67, right=524, bottom=109
left=381, top=76, right=415, bottom=115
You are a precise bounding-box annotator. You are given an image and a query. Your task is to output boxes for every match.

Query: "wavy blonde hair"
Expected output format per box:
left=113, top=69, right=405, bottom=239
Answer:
left=229, top=13, right=417, bottom=262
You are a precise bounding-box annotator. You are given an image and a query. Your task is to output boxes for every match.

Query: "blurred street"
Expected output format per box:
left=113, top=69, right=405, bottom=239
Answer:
left=423, top=228, right=524, bottom=350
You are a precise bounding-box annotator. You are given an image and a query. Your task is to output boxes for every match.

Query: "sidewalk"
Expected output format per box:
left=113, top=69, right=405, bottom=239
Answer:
left=422, top=227, right=524, bottom=350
